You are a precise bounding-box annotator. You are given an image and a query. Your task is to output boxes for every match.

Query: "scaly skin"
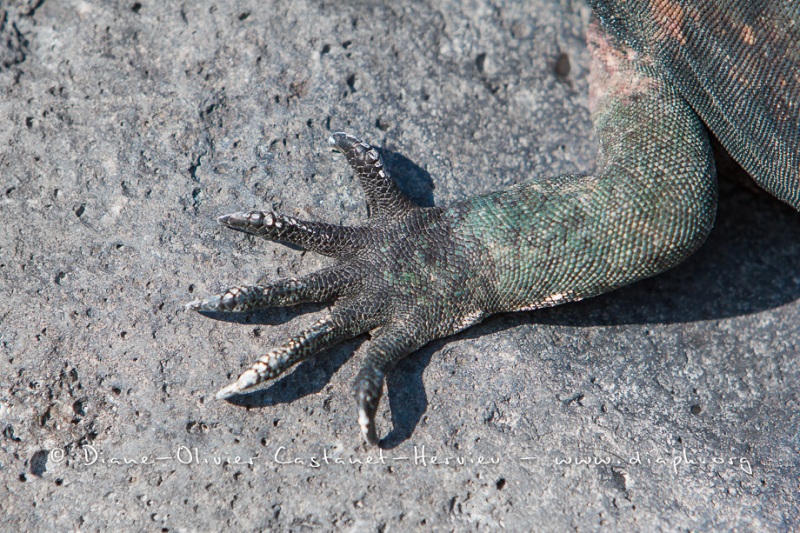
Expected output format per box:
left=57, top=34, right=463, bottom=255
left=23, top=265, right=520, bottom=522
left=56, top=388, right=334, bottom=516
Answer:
left=590, top=0, right=800, bottom=207
left=188, top=3, right=798, bottom=445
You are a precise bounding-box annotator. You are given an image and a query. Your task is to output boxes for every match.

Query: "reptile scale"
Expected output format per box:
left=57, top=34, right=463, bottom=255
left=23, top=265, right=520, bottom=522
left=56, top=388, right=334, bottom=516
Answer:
left=188, top=0, right=800, bottom=444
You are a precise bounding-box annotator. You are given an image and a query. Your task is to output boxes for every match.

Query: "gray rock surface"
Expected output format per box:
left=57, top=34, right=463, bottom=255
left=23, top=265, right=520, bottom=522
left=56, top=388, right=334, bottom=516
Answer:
left=1, top=0, right=798, bottom=530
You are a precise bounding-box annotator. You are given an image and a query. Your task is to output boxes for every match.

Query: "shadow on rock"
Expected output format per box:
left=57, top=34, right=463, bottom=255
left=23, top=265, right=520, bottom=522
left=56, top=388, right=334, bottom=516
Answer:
left=380, top=146, right=436, bottom=208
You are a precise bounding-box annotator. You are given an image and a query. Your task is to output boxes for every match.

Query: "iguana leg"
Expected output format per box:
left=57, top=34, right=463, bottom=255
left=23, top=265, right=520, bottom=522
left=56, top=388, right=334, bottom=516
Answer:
left=190, top=20, right=717, bottom=444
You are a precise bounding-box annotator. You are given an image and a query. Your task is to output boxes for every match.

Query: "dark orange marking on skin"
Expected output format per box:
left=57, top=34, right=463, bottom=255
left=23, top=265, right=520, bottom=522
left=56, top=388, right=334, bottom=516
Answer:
left=649, top=0, right=688, bottom=45
left=740, top=24, right=756, bottom=45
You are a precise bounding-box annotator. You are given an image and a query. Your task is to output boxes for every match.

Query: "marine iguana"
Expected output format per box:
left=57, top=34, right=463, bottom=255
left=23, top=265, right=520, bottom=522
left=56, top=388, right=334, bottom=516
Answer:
left=188, top=0, right=799, bottom=444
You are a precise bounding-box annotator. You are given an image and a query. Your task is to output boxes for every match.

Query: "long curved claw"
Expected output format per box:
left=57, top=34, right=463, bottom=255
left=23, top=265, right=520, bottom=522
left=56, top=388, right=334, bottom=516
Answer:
left=219, top=210, right=368, bottom=258
left=355, top=368, right=382, bottom=445
left=352, top=326, right=423, bottom=445
left=193, top=132, right=443, bottom=445
left=329, top=132, right=416, bottom=219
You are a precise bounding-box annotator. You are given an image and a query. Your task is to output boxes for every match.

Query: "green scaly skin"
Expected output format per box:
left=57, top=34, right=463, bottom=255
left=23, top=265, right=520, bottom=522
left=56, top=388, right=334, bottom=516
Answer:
left=188, top=2, right=798, bottom=445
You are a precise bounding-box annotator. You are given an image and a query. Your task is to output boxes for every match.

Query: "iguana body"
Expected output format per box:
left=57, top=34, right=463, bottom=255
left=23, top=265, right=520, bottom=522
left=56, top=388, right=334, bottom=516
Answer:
left=189, top=0, right=800, bottom=444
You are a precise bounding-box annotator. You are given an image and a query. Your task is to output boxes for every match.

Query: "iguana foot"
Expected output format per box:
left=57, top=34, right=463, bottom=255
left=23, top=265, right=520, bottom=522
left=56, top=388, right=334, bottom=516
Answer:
left=190, top=133, right=473, bottom=445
